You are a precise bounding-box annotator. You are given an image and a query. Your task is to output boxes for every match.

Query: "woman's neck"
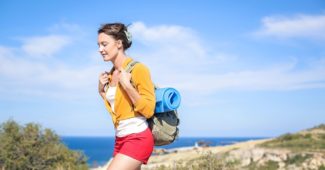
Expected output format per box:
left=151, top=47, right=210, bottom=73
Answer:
left=112, top=52, right=127, bottom=70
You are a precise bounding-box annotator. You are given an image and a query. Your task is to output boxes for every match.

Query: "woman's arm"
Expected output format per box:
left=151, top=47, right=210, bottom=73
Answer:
left=118, top=64, right=155, bottom=118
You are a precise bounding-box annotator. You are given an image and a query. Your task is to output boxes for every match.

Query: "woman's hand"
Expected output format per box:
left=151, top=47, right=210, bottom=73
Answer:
left=98, top=72, right=109, bottom=99
left=117, top=68, right=141, bottom=104
left=118, top=69, right=132, bottom=89
left=99, top=72, right=109, bottom=87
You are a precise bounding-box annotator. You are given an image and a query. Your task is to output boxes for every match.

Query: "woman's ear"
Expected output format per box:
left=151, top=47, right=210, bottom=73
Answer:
left=116, top=40, right=123, bottom=49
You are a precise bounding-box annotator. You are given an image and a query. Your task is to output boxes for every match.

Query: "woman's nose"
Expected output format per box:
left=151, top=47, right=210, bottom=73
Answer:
left=98, top=46, right=103, bottom=52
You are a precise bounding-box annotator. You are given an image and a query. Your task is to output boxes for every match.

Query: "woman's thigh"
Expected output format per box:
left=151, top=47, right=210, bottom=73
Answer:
left=107, top=153, right=142, bottom=170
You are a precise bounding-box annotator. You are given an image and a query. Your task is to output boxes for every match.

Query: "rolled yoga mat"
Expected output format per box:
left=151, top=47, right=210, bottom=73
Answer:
left=155, top=87, right=181, bottom=113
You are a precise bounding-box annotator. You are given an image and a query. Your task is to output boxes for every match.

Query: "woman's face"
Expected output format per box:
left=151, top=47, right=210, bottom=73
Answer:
left=97, top=33, right=121, bottom=62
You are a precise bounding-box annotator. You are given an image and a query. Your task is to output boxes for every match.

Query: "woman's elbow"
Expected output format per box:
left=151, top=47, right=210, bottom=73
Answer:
left=143, top=100, right=155, bottom=119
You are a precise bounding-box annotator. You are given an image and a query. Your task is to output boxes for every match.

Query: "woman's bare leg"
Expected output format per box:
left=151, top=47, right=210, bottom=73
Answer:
left=107, top=153, right=142, bottom=170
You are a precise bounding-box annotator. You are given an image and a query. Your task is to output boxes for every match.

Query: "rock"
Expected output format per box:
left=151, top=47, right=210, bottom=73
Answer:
left=278, top=162, right=286, bottom=169
left=241, top=158, right=251, bottom=166
left=153, top=148, right=168, bottom=155
left=251, top=148, right=265, bottom=162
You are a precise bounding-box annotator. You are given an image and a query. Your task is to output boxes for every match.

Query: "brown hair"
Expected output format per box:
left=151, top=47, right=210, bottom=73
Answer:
left=98, top=23, right=132, bottom=50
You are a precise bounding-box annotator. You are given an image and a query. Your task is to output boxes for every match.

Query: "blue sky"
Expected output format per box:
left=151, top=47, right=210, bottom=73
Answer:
left=1, top=0, right=325, bottom=137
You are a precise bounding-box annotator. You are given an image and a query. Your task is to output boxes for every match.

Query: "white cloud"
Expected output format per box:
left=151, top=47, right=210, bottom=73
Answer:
left=254, top=14, right=325, bottom=40
left=131, top=22, right=197, bottom=42
left=0, top=45, right=102, bottom=101
left=173, top=61, right=325, bottom=94
left=129, top=22, right=325, bottom=96
left=21, top=35, right=71, bottom=57
left=129, top=22, right=234, bottom=85
left=0, top=22, right=102, bottom=101
left=130, top=22, right=206, bottom=60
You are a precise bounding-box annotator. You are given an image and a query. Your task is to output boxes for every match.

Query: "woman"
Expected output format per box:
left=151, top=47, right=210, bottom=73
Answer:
left=97, top=23, right=155, bottom=170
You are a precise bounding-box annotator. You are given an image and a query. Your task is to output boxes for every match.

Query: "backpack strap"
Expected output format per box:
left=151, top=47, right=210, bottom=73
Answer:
left=125, top=60, right=139, bottom=73
left=125, top=60, right=139, bottom=88
left=125, top=60, right=158, bottom=89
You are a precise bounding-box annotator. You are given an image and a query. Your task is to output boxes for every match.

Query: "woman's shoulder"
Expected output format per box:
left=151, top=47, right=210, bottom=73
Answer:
left=131, top=61, right=152, bottom=84
left=133, top=61, right=150, bottom=73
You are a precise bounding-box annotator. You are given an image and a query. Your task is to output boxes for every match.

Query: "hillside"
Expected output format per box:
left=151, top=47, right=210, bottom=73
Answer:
left=142, top=124, right=325, bottom=170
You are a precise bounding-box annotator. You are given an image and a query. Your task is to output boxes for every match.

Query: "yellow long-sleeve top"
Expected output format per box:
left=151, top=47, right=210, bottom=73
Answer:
left=103, top=58, right=156, bottom=128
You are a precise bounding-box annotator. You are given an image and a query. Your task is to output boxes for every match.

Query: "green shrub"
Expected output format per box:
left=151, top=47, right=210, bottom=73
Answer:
left=319, top=164, right=325, bottom=170
left=246, top=160, right=279, bottom=170
left=285, top=154, right=312, bottom=166
left=259, top=161, right=279, bottom=170
left=0, top=120, right=88, bottom=170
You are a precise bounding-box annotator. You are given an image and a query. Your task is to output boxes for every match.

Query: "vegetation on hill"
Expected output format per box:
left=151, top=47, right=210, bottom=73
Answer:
left=0, top=120, right=88, bottom=170
left=308, top=124, right=325, bottom=131
left=260, top=124, right=325, bottom=152
left=149, top=151, right=239, bottom=170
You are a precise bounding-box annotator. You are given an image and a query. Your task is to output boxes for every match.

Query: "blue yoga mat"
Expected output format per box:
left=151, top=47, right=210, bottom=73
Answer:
left=155, top=87, right=181, bottom=113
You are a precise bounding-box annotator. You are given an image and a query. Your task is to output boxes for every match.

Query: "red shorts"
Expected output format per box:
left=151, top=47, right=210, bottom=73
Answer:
left=113, top=128, right=154, bottom=164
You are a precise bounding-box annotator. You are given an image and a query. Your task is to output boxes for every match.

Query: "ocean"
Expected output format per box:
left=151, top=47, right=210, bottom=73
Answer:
left=61, top=136, right=265, bottom=167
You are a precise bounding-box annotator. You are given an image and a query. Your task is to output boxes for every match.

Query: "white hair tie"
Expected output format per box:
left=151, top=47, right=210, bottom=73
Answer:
left=124, top=30, right=132, bottom=43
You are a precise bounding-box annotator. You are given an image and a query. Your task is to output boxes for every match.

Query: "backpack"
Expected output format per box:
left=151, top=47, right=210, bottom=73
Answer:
left=125, top=60, right=180, bottom=146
